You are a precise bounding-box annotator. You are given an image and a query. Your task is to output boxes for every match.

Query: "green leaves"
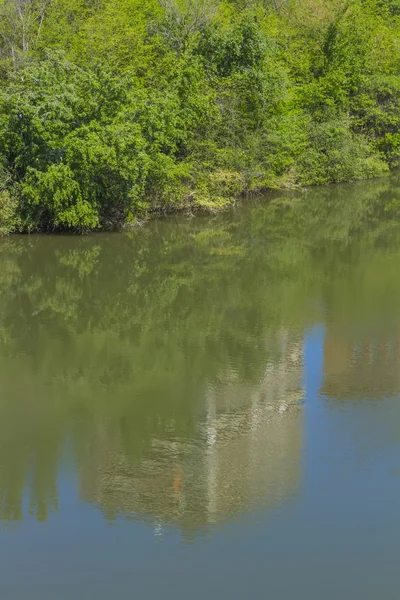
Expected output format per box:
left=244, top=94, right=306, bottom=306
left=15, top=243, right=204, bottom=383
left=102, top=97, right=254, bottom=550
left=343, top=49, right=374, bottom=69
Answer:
left=21, top=164, right=99, bottom=230
left=0, top=0, right=399, bottom=232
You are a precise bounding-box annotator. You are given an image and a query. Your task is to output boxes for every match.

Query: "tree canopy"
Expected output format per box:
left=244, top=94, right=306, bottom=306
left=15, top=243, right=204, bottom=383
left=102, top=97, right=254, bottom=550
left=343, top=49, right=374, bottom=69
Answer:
left=0, top=0, right=399, bottom=231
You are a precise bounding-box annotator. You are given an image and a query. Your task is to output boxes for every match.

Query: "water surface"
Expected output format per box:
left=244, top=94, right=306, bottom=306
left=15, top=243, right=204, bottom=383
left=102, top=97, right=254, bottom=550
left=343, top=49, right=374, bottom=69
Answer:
left=2, top=178, right=400, bottom=598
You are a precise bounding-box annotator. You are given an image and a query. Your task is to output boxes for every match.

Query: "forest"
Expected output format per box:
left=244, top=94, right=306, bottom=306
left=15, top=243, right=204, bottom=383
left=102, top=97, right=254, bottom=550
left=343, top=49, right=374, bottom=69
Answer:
left=0, top=0, right=400, bottom=232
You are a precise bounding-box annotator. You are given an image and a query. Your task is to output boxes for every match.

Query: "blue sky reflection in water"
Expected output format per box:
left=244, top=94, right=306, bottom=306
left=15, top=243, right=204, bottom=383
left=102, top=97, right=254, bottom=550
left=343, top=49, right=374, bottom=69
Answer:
left=1, top=178, right=400, bottom=598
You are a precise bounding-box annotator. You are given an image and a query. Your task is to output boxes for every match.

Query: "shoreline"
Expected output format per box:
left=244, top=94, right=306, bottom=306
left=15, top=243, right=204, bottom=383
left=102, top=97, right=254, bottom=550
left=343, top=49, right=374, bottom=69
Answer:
left=3, top=170, right=397, bottom=236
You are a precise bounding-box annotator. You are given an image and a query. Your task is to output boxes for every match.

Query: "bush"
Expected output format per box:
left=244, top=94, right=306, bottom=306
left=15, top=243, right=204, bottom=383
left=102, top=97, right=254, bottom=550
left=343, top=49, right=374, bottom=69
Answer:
left=295, top=120, right=388, bottom=185
left=0, top=189, right=17, bottom=235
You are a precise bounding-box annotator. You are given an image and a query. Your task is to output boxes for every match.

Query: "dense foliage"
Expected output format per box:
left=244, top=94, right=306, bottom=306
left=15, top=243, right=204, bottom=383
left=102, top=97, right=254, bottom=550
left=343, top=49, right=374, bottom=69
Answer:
left=0, top=0, right=400, bottom=231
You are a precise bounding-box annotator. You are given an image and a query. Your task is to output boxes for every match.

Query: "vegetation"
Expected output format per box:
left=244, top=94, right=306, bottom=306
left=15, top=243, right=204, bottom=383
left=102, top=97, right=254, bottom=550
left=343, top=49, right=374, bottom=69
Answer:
left=0, top=0, right=399, bottom=231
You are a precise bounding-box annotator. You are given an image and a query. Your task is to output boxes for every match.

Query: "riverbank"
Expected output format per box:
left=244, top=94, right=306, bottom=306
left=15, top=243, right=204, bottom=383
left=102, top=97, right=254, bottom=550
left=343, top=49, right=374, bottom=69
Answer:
left=2, top=166, right=392, bottom=235
left=1, top=156, right=393, bottom=234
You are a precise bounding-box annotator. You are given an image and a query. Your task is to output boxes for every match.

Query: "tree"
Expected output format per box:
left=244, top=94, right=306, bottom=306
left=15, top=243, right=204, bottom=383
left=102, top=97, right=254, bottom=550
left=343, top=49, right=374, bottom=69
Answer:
left=0, top=0, right=52, bottom=68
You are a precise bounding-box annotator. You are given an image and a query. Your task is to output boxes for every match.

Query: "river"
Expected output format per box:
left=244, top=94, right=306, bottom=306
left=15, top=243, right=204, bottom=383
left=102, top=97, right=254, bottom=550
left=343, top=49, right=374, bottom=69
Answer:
left=1, top=177, right=400, bottom=598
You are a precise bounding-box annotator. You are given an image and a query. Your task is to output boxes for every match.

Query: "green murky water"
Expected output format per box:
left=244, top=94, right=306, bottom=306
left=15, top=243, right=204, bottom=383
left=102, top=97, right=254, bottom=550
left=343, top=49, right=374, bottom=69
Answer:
left=2, top=177, right=400, bottom=598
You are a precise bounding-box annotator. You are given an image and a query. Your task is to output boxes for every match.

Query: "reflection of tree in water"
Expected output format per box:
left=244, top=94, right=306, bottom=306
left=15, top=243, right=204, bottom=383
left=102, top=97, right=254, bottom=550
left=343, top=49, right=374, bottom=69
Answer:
left=0, top=176, right=399, bottom=525
left=319, top=326, right=400, bottom=462
left=0, top=360, right=61, bottom=522
left=322, top=329, right=400, bottom=400
left=79, top=330, right=304, bottom=535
